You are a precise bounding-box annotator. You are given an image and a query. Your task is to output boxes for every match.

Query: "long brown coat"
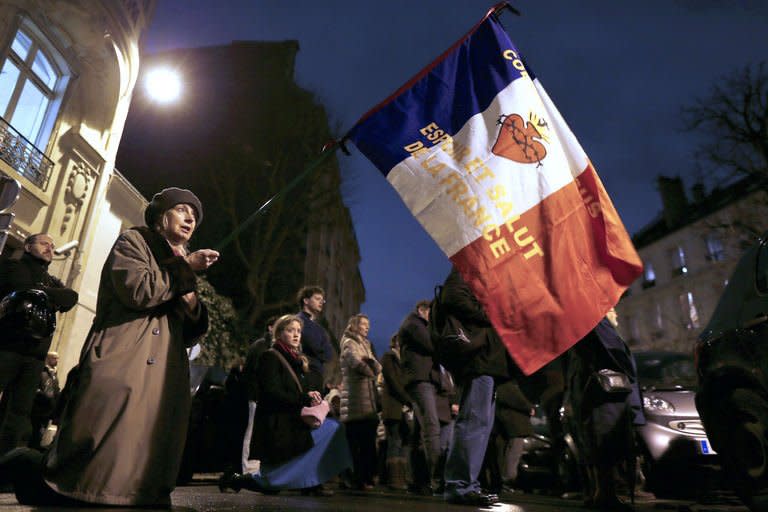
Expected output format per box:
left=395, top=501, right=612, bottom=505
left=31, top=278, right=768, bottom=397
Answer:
left=42, top=228, right=207, bottom=506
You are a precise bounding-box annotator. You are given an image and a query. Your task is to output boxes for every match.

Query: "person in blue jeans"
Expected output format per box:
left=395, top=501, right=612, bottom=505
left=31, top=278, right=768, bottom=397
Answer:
left=437, top=267, right=519, bottom=507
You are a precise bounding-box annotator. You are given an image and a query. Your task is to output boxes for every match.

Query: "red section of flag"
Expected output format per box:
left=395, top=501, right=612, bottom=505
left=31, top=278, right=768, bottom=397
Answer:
left=449, top=164, right=642, bottom=375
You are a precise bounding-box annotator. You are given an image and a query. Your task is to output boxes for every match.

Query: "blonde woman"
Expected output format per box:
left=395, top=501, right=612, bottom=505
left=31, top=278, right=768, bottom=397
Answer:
left=221, top=314, right=351, bottom=496
left=339, top=314, right=382, bottom=490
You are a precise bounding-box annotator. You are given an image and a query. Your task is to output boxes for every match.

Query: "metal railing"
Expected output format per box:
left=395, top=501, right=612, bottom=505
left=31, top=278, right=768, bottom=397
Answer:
left=0, top=116, right=53, bottom=190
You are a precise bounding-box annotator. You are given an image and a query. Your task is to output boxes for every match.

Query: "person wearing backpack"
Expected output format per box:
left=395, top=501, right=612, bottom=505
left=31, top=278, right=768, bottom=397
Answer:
left=436, top=266, right=518, bottom=507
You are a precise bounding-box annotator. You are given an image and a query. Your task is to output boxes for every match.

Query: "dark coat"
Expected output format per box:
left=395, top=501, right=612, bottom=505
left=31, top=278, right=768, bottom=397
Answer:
left=398, top=311, right=437, bottom=388
left=249, top=346, right=314, bottom=465
left=43, top=227, right=207, bottom=506
left=495, top=380, right=534, bottom=439
left=297, top=311, right=333, bottom=377
left=243, top=335, right=271, bottom=401
left=565, top=319, right=643, bottom=465
left=0, top=252, right=78, bottom=358
left=381, top=349, right=412, bottom=422
left=440, top=268, right=516, bottom=382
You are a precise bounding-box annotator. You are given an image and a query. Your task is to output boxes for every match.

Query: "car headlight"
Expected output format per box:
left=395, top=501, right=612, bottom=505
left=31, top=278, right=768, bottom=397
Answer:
left=643, top=395, right=675, bottom=413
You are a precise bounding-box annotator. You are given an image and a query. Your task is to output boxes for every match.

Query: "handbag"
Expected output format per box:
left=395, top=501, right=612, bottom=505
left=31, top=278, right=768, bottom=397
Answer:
left=301, top=400, right=330, bottom=428
left=594, top=368, right=632, bottom=394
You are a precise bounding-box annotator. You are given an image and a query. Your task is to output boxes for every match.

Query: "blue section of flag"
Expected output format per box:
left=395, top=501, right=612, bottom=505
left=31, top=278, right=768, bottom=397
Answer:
left=346, top=17, right=526, bottom=176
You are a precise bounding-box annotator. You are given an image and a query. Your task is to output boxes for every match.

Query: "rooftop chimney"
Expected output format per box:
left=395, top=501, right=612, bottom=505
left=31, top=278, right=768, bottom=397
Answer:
left=657, top=175, right=689, bottom=228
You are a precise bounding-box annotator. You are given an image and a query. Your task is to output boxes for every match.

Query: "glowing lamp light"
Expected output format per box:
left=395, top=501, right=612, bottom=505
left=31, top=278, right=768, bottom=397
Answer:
left=144, top=68, right=182, bottom=103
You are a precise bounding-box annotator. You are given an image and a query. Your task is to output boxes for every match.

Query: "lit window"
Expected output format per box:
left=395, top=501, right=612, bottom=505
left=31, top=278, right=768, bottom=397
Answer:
left=0, top=22, right=65, bottom=147
left=653, top=302, right=664, bottom=331
left=678, top=291, right=700, bottom=330
left=705, top=235, right=725, bottom=262
left=642, top=262, right=656, bottom=289
left=671, top=245, right=687, bottom=276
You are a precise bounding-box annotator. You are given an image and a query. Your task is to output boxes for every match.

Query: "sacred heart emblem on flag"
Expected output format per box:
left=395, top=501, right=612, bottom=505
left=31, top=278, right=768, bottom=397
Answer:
left=491, top=113, right=549, bottom=164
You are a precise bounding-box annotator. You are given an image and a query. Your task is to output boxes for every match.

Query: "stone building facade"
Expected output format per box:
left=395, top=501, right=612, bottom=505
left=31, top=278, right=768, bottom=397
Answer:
left=0, top=0, right=155, bottom=374
left=617, top=176, right=768, bottom=352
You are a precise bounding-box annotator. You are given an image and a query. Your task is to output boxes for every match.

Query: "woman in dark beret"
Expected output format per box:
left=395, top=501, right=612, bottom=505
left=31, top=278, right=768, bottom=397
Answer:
left=1, top=188, right=219, bottom=507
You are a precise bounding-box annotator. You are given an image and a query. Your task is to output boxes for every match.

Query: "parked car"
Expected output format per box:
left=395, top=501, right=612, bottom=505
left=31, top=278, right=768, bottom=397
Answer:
left=528, top=350, right=719, bottom=498
left=696, top=233, right=768, bottom=511
left=633, top=351, right=720, bottom=498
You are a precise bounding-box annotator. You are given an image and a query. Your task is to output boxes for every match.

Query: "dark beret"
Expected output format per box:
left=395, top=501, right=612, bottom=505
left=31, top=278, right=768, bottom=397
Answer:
left=144, top=187, right=203, bottom=227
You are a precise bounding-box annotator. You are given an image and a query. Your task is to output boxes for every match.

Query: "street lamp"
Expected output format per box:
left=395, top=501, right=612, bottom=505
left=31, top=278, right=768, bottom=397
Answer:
left=143, top=67, right=182, bottom=104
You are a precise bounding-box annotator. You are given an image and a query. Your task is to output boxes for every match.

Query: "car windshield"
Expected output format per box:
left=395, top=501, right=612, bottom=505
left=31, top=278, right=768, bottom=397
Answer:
left=635, top=353, right=697, bottom=390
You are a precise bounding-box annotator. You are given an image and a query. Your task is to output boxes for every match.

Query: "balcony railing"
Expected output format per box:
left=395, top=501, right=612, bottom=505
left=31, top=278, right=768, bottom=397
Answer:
left=0, top=116, right=53, bottom=190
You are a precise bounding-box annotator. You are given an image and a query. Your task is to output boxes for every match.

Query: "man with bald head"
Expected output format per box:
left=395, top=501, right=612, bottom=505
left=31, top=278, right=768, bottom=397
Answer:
left=0, top=233, right=78, bottom=455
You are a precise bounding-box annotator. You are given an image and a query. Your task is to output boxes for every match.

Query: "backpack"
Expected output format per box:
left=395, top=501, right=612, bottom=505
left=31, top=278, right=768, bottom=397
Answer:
left=429, top=284, right=478, bottom=374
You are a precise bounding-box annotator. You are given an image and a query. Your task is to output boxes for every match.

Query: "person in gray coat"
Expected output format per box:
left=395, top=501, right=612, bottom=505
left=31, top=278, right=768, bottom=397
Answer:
left=0, top=188, right=219, bottom=507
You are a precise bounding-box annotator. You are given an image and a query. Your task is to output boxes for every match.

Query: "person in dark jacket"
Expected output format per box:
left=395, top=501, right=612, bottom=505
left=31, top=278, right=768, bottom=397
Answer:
left=565, top=308, right=643, bottom=511
left=493, top=380, right=534, bottom=491
left=398, top=299, right=444, bottom=493
left=296, top=286, right=334, bottom=393
left=220, top=314, right=351, bottom=496
left=241, top=315, right=277, bottom=471
left=381, top=333, right=413, bottom=490
left=0, top=233, right=78, bottom=455
left=437, top=266, right=518, bottom=507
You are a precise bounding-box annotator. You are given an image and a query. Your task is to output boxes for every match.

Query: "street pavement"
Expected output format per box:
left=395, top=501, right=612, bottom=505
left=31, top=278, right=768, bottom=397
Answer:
left=0, top=476, right=750, bottom=512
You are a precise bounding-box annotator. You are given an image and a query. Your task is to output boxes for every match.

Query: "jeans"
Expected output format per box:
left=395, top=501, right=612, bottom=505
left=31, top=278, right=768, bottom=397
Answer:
left=408, top=381, right=441, bottom=489
left=444, top=375, right=495, bottom=498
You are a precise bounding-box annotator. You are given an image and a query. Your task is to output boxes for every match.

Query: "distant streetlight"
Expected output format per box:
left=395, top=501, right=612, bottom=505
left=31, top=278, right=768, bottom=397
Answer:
left=144, top=67, right=182, bottom=103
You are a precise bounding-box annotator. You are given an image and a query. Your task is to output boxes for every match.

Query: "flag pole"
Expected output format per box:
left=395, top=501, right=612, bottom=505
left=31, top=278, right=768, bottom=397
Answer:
left=213, top=141, right=340, bottom=251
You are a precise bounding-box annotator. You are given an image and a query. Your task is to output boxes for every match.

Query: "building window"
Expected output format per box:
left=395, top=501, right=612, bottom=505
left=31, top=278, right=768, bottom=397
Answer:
left=0, top=20, right=69, bottom=189
left=671, top=245, right=687, bottom=276
left=627, top=314, right=641, bottom=342
left=653, top=302, right=664, bottom=331
left=705, top=234, right=725, bottom=262
left=642, top=262, right=656, bottom=289
left=678, top=291, right=700, bottom=330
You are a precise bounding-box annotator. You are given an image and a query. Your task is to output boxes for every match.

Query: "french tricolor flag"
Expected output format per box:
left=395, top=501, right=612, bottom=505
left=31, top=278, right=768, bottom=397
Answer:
left=346, top=3, right=643, bottom=374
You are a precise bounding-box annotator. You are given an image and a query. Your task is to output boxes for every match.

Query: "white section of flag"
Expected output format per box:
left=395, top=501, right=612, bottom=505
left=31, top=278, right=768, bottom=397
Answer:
left=386, top=77, right=589, bottom=257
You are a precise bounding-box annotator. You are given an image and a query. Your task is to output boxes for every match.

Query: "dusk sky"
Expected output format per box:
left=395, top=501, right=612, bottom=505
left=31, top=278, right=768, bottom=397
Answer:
left=141, top=1, right=768, bottom=354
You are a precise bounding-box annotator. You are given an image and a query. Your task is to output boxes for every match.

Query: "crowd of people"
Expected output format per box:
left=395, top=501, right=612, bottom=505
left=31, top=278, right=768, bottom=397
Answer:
left=0, top=187, right=643, bottom=511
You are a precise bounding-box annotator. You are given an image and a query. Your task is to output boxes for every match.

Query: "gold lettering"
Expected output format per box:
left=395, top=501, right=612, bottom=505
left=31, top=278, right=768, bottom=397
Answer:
left=490, top=238, right=511, bottom=259
left=496, top=201, right=514, bottom=219
left=513, top=226, right=534, bottom=248
left=421, top=155, right=445, bottom=177
left=465, top=157, right=495, bottom=182
left=419, top=122, right=439, bottom=136
left=440, top=173, right=468, bottom=201
left=470, top=207, right=492, bottom=228
left=483, top=224, right=500, bottom=241
left=524, top=242, right=544, bottom=259
left=487, top=185, right=506, bottom=201
left=404, top=141, right=424, bottom=153
left=503, top=215, right=522, bottom=232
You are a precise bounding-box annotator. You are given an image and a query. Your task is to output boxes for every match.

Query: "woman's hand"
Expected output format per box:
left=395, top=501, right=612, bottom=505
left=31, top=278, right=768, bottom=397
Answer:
left=308, top=391, right=322, bottom=405
left=185, top=249, right=220, bottom=271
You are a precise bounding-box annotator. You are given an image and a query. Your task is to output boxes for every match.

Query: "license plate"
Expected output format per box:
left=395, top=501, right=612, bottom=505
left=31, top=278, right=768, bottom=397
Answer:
left=699, top=438, right=717, bottom=455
